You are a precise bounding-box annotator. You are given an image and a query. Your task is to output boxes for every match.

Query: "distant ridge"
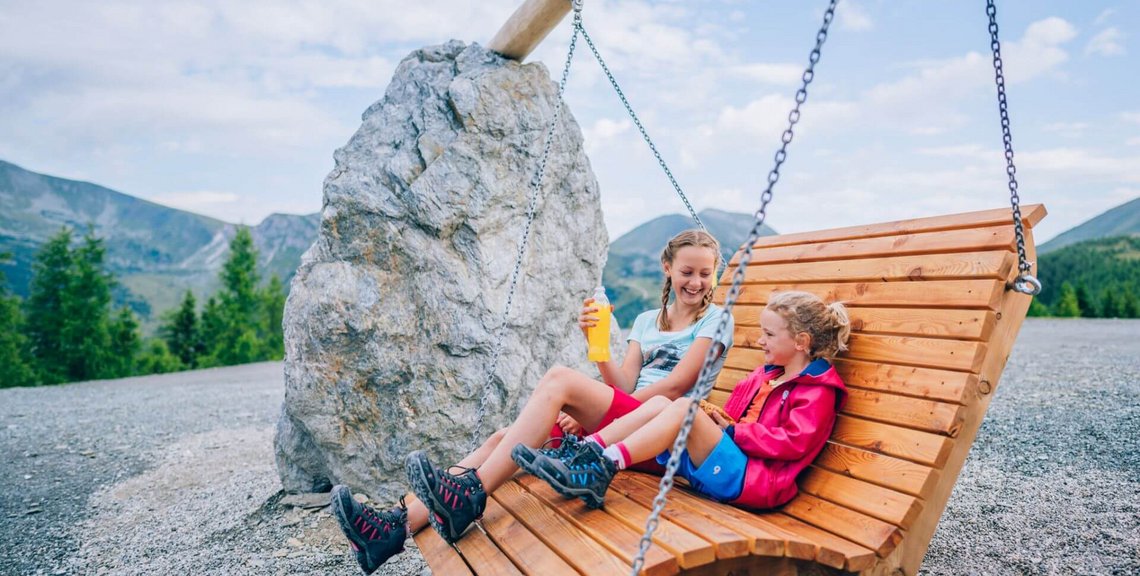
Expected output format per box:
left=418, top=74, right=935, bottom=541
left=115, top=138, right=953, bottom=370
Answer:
left=0, top=159, right=319, bottom=327
left=1039, top=196, right=1140, bottom=253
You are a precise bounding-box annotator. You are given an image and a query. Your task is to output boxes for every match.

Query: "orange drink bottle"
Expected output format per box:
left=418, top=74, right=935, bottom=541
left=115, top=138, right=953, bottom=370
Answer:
left=587, top=286, right=611, bottom=362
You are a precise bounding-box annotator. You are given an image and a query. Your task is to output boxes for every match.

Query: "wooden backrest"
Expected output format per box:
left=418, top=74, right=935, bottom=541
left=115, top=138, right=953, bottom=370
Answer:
left=708, top=204, right=1045, bottom=575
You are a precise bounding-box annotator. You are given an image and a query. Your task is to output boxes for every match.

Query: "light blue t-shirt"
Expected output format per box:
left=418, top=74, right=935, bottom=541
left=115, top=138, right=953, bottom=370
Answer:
left=627, top=304, right=734, bottom=394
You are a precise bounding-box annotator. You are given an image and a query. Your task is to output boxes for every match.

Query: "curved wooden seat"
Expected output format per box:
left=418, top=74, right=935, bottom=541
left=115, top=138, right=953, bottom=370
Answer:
left=415, top=204, right=1045, bottom=575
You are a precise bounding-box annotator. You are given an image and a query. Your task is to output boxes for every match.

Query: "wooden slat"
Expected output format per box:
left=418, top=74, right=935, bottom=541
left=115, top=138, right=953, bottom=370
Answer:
left=730, top=204, right=1045, bottom=252
left=830, top=415, right=953, bottom=468
left=731, top=225, right=1017, bottom=266
left=609, top=474, right=751, bottom=559
left=715, top=279, right=1005, bottom=310
left=515, top=475, right=679, bottom=576
left=493, top=480, right=630, bottom=575
left=834, top=359, right=977, bottom=404
left=780, top=494, right=903, bottom=557
left=757, top=512, right=878, bottom=572
left=596, top=483, right=716, bottom=569
left=843, top=388, right=963, bottom=436
left=414, top=527, right=475, bottom=575
left=456, top=525, right=526, bottom=576
left=734, top=307, right=996, bottom=341
left=814, top=442, right=940, bottom=498
left=798, top=467, right=924, bottom=529
left=622, top=473, right=795, bottom=559
left=723, top=250, right=1015, bottom=284
left=723, top=333, right=986, bottom=377
left=481, top=496, right=580, bottom=575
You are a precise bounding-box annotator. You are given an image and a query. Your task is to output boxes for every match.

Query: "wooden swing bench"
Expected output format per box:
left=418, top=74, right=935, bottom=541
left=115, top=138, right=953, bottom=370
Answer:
left=414, top=204, right=1046, bottom=575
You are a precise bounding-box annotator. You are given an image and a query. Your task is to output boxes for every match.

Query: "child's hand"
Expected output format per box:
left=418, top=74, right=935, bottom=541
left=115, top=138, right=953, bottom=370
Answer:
left=557, top=412, right=584, bottom=436
left=578, top=298, right=614, bottom=337
left=709, top=410, right=732, bottom=430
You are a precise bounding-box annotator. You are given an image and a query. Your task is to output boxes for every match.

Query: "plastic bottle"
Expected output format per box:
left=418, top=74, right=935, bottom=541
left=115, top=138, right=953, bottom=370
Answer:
left=587, top=286, right=612, bottom=362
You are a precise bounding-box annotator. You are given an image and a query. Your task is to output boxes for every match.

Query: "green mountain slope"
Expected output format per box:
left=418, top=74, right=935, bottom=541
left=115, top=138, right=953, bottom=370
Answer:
left=1039, top=196, right=1140, bottom=253
left=604, top=209, right=776, bottom=327
left=0, top=159, right=319, bottom=328
left=1035, top=235, right=1140, bottom=316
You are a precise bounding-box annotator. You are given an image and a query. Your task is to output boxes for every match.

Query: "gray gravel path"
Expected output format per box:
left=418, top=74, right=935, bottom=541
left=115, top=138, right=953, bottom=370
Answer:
left=1, top=320, right=1137, bottom=575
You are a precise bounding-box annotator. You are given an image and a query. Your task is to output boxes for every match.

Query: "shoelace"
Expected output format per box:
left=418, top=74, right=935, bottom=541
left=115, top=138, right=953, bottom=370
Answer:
left=359, top=495, right=407, bottom=538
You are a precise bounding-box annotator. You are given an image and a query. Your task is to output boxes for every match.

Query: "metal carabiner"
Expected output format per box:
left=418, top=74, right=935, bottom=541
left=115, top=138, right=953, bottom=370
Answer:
left=1010, top=273, right=1042, bottom=296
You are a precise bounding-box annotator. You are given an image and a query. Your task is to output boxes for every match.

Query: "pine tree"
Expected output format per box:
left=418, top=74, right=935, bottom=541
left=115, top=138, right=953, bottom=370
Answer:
left=59, top=229, right=113, bottom=381
left=0, top=252, right=35, bottom=387
left=137, top=339, right=182, bottom=374
left=161, top=290, right=201, bottom=368
left=211, top=227, right=266, bottom=365
left=1054, top=282, right=1081, bottom=318
left=261, top=275, right=286, bottom=360
left=1027, top=298, right=1050, bottom=317
left=107, top=307, right=141, bottom=377
left=198, top=296, right=225, bottom=368
left=1121, top=288, right=1139, bottom=319
left=1075, top=284, right=1095, bottom=317
left=25, top=228, right=75, bottom=384
left=1099, top=287, right=1121, bottom=318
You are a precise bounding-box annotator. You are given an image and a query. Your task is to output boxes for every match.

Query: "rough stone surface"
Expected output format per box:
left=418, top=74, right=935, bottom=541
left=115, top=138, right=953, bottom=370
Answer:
left=274, top=40, right=609, bottom=501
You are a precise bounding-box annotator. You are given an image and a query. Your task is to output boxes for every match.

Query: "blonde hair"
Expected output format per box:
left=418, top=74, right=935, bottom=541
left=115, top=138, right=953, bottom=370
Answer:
left=658, top=229, right=721, bottom=331
left=765, top=291, right=851, bottom=362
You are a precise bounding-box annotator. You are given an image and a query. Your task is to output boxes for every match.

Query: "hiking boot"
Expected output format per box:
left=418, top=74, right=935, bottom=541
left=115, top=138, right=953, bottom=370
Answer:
left=525, top=440, right=617, bottom=509
left=405, top=450, right=486, bottom=544
left=511, top=434, right=582, bottom=474
left=330, top=485, right=407, bottom=574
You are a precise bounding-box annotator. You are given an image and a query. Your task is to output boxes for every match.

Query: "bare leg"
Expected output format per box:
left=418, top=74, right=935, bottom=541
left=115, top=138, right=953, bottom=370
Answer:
left=618, top=398, right=726, bottom=467
left=473, top=366, right=618, bottom=492
left=404, top=427, right=507, bottom=533
left=592, top=395, right=671, bottom=446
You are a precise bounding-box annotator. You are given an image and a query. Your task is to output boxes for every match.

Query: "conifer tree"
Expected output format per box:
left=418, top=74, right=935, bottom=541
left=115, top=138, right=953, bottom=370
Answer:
left=1099, top=287, right=1121, bottom=318
left=108, top=307, right=141, bottom=377
left=1121, top=289, right=1139, bottom=319
left=1026, top=298, right=1050, bottom=317
left=162, top=290, right=202, bottom=368
left=1054, top=282, right=1081, bottom=318
left=261, top=275, right=286, bottom=360
left=198, top=296, right=225, bottom=367
left=0, top=252, right=35, bottom=387
left=25, top=228, right=75, bottom=383
left=211, top=227, right=266, bottom=365
left=59, top=229, right=113, bottom=381
left=1075, top=284, right=1094, bottom=318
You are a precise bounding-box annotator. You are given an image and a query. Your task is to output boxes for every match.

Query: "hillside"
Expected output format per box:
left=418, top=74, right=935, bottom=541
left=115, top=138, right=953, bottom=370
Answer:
left=1034, top=235, right=1140, bottom=317
left=0, top=159, right=319, bottom=326
left=1039, top=196, right=1140, bottom=253
left=604, top=209, right=776, bottom=327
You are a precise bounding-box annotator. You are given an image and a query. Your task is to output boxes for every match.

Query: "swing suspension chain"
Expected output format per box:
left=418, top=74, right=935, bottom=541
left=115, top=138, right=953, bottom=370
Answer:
left=471, top=4, right=584, bottom=450
left=630, top=1, right=839, bottom=573
left=986, top=0, right=1041, bottom=296
left=577, top=19, right=704, bottom=232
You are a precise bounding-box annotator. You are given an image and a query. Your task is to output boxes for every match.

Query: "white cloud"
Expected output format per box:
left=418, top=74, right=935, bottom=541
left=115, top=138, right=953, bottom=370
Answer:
left=151, top=190, right=239, bottom=211
left=727, top=63, right=804, bottom=87
left=837, top=1, right=873, bottom=32
left=1085, top=27, right=1126, bottom=57
left=1121, top=112, right=1140, bottom=125
left=1041, top=122, right=1089, bottom=137
left=1094, top=9, right=1116, bottom=26
left=1127, top=137, right=1140, bottom=147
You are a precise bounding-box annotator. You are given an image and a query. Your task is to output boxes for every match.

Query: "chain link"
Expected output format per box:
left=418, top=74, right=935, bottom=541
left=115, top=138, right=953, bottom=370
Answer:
left=629, top=1, right=838, bottom=573
left=986, top=0, right=1040, bottom=296
left=577, top=23, right=704, bottom=231
left=471, top=5, right=584, bottom=449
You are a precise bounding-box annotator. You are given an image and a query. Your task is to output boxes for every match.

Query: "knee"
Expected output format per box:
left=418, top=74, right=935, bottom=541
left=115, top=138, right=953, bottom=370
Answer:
left=536, top=365, right=576, bottom=393
left=489, top=427, right=508, bottom=445
left=645, top=395, right=671, bottom=412
left=668, top=397, right=696, bottom=414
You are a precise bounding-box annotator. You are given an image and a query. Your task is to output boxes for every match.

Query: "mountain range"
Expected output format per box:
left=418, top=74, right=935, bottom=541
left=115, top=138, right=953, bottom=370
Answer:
left=0, top=160, right=318, bottom=327
left=3, top=158, right=1138, bottom=329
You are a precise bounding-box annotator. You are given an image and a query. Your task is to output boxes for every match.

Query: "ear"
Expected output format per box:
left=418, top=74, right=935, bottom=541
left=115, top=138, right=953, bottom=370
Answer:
left=662, top=260, right=672, bottom=276
left=795, top=332, right=812, bottom=353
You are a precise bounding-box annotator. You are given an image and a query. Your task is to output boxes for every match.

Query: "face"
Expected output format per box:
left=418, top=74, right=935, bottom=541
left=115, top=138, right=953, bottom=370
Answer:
left=664, top=245, right=717, bottom=307
left=757, top=308, right=808, bottom=367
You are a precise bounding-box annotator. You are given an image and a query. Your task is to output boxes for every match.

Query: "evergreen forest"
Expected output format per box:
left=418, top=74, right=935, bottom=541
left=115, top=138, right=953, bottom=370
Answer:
left=0, top=226, right=285, bottom=388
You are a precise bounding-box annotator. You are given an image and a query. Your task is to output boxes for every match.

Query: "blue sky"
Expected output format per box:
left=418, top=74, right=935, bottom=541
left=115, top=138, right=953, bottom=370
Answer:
left=1, top=1, right=1136, bottom=244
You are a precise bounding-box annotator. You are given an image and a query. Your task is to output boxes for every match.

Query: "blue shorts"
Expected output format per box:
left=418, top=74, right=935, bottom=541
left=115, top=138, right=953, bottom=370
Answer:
left=655, top=431, right=746, bottom=502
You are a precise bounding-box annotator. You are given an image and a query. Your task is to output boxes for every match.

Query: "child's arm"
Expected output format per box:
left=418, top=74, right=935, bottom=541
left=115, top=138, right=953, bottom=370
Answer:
left=729, top=386, right=838, bottom=461
left=597, top=340, right=643, bottom=393
left=630, top=338, right=724, bottom=403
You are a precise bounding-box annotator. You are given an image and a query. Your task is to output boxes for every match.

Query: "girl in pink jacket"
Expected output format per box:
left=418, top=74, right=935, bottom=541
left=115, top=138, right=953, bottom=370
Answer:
left=514, top=290, right=850, bottom=510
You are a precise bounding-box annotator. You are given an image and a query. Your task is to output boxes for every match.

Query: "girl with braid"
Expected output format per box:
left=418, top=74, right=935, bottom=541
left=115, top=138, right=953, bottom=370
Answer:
left=331, top=229, right=733, bottom=574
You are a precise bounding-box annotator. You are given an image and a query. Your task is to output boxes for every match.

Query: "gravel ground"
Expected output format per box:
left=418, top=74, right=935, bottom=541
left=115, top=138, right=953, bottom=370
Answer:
left=1, top=319, right=1137, bottom=575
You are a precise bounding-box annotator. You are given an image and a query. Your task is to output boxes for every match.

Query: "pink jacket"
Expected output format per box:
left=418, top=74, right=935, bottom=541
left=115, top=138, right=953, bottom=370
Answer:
left=722, top=359, right=847, bottom=510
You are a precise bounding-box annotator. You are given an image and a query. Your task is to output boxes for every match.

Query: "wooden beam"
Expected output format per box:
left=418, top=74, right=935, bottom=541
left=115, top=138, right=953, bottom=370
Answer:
left=487, top=0, right=573, bottom=61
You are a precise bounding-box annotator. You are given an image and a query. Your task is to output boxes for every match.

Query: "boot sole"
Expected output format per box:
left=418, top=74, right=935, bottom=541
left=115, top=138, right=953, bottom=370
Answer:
left=330, top=485, right=385, bottom=574
left=405, top=451, right=465, bottom=544
left=512, top=449, right=607, bottom=510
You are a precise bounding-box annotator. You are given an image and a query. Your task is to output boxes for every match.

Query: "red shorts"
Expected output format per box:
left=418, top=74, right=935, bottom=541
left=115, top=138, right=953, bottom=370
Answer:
left=548, top=386, right=665, bottom=474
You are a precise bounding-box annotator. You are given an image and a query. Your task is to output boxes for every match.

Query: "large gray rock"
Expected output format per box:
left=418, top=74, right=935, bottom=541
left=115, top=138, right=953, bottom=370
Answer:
left=274, top=41, right=610, bottom=500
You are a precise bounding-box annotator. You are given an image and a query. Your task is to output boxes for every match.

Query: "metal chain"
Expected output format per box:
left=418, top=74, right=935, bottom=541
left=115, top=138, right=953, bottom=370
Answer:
left=471, top=4, right=584, bottom=449
left=577, top=22, right=704, bottom=232
left=629, top=1, right=839, bottom=573
left=986, top=0, right=1041, bottom=296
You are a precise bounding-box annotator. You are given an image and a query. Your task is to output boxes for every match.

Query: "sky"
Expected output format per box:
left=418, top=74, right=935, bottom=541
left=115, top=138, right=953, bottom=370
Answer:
left=1, top=1, right=1137, bottom=244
